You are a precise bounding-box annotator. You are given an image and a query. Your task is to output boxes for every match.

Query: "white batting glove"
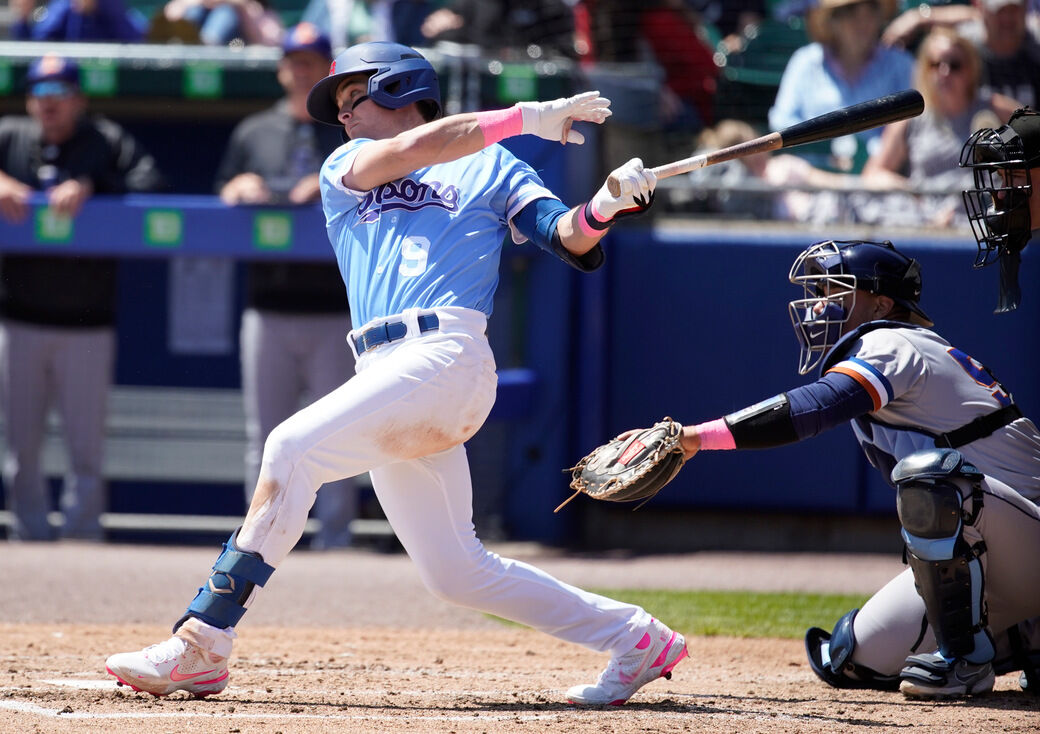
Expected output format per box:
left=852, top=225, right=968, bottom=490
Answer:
left=589, top=158, right=657, bottom=222
left=516, top=91, right=611, bottom=145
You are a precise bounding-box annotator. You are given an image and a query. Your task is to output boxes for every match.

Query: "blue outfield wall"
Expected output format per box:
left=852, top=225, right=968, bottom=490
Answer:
left=3, top=141, right=1038, bottom=542
left=594, top=226, right=1040, bottom=521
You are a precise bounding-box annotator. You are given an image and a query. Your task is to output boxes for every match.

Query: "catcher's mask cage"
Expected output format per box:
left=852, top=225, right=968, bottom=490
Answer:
left=959, top=122, right=1033, bottom=268
left=306, top=41, right=442, bottom=128
left=788, top=240, right=933, bottom=375
left=959, top=107, right=1040, bottom=313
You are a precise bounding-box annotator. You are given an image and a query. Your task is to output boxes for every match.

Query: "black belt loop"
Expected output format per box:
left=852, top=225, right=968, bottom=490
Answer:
left=353, top=313, right=440, bottom=355
left=934, top=403, right=1023, bottom=449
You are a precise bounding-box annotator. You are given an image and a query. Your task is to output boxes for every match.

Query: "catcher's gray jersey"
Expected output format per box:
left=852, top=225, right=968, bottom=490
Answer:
left=824, top=323, right=1040, bottom=499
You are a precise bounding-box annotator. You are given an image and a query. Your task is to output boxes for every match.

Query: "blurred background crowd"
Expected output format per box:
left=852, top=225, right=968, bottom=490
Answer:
left=1, top=0, right=1038, bottom=548
left=3, top=0, right=1037, bottom=221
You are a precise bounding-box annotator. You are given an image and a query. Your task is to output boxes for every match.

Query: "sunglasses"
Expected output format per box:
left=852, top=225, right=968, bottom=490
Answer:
left=928, top=57, right=966, bottom=72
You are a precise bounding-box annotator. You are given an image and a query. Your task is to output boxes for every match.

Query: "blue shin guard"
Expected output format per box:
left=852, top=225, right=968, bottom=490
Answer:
left=174, top=528, right=275, bottom=632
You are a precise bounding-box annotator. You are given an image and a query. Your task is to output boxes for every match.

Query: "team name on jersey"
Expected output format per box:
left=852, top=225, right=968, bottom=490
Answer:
left=357, top=178, right=461, bottom=223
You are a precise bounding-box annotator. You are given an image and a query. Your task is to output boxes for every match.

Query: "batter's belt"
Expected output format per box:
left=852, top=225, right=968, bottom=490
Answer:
left=352, top=313, right=440, bottom=355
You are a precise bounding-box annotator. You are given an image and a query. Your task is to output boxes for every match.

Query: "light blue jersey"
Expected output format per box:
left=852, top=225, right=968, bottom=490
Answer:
left=319, top=139, right=556, bottom=328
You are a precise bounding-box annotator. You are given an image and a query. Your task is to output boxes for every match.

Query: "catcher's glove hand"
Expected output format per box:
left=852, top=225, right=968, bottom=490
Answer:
left=556, top=418, right=686, bottom=512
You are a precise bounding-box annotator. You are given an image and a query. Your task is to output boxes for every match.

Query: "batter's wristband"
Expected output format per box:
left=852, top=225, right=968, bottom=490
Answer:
left=695, top=418, right=736, bottom=450
left=475, top=107, right=523, bottom=146
left=580, top=201, right=612, bottom=236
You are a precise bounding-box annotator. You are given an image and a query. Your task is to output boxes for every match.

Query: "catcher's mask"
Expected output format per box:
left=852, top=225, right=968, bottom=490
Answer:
left=788, top=240, right=933, bottom=375
left=959, top=107, right=1040, bottom=312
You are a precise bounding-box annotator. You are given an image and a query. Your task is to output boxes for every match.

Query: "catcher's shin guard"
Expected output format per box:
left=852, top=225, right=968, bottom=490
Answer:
left=894, top=449, right=995, bottom=664
left=174, top=528, right=275, bottom=632
left=805, top=608, right=900, bottom=690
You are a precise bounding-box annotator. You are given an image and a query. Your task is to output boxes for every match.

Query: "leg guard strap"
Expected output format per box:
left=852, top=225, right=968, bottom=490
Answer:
left=174, top=528, right=275, bottom=632
left=805, top=608, right=900, bottom=691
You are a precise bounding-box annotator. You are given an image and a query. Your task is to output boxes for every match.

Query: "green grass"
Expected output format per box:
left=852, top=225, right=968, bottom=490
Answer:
left=589, top=589, right=871, bottom=639
left=489, top=589, right=871, bottom=639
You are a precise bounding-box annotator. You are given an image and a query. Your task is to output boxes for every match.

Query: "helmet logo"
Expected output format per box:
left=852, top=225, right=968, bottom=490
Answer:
left=329, top=60, right=336, bottom=75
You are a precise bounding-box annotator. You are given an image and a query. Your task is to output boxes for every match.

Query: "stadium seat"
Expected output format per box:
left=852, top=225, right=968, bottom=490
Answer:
left=712, top=16, right=807, bottom=128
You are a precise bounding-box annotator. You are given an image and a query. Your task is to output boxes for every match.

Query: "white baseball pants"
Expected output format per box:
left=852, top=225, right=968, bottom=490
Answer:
left=233, top=307, right=649, bottom=655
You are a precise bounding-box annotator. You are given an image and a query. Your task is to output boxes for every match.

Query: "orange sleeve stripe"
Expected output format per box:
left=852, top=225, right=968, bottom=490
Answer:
left=827, top=365, right=883, bottom=411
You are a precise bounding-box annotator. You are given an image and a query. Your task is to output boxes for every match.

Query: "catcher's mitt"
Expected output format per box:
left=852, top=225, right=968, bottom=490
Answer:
left=556, top=418, right=686, bottom=512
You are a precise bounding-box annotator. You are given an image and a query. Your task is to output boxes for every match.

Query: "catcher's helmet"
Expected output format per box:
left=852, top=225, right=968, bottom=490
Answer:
left=788, top=240, right=932, bottom=375
left=306, top=41, right=441, bottom=127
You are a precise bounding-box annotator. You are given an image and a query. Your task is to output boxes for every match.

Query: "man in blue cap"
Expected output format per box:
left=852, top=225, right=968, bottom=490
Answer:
left=0, top=55, right=164, bottom=541
left=214, top=23, right=360, bottom=549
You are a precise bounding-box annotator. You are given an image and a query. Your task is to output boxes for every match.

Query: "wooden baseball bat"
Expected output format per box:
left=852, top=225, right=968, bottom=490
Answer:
left=606, top=89, right=925, bottom=197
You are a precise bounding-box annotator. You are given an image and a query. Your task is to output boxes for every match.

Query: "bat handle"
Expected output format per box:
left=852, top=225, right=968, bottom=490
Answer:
left=606, top=155, right=708, bottom=197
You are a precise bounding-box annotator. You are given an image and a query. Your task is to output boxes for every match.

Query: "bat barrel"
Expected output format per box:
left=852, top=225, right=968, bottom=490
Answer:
left=780, top=89, right=924, bottom=149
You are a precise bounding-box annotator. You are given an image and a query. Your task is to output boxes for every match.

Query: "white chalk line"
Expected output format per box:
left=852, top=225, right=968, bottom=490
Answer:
left=0, top=700, right=568, bottom=721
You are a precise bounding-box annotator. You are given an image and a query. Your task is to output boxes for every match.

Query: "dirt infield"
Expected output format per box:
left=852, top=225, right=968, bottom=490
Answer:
left=1, top=542, right=1036, bottom=733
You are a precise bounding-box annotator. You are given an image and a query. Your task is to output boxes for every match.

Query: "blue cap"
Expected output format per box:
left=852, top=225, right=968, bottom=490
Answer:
left=26, top=55, right=80, bottom=90
left=282, top=23, right=332, bottom=61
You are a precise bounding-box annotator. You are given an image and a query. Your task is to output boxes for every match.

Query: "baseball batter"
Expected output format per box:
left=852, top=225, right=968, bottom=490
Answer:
left=105, top=41, right=687, bottom=705
left=631, top=240, right=1040, bottom=698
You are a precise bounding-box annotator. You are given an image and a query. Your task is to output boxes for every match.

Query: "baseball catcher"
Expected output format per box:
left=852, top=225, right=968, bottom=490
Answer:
left=597, top=239, right=1040, bottom=699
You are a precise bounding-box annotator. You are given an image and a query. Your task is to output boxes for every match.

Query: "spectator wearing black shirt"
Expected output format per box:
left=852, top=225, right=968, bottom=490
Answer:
left=0, top=56, right=165, bottom=541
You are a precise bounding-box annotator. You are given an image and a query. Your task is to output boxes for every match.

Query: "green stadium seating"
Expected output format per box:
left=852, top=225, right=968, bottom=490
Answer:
left=712, top=16, right=808, bottom=128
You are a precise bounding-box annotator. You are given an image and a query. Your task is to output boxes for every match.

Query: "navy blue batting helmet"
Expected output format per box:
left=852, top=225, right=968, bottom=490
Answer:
left=306, top=42, right=441, bottom=127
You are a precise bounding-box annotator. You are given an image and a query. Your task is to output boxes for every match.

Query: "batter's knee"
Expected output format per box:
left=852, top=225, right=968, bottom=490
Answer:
left=260, top=422, right=306, bottom=482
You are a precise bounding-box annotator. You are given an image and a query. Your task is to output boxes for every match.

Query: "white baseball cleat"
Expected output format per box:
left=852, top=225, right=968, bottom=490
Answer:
left=567, top=618, right=688, bottom=705
left=106, top=635, right=229, bottom=698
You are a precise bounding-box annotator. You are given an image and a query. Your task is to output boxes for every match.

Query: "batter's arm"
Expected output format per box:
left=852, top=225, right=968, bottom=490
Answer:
left=346, top=92, right=611, bottom=191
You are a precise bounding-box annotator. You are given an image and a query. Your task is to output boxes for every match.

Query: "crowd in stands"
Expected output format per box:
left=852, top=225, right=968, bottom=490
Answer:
left=3, top=1, right=1040, bottom=539
left=9, top=0, right=1022, bottom=229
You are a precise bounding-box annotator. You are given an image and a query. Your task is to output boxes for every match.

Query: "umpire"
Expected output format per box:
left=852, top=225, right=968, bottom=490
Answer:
left=0, top=55, right=165, bottom=540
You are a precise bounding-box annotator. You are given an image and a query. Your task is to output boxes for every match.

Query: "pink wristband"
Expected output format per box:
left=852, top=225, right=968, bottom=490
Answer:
left=577, top=213, right=599, bottom=237
left=476, top=108, right=523, bottom=146
left=695, top=418, right=736, bottom=451
left=587, top=199, right=611, bottom=224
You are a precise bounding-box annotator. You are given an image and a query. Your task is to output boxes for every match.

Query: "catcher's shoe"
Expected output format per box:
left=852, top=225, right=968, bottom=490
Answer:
left=106, top=635, right=229, bottom=697
left=899, top=652, right=994, bottom=699
left=567, top=618, right=688, bottom=705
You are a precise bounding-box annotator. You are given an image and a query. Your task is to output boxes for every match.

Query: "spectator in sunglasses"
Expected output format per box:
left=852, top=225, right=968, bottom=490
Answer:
left=862, top=26, right=1020, bottom=226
